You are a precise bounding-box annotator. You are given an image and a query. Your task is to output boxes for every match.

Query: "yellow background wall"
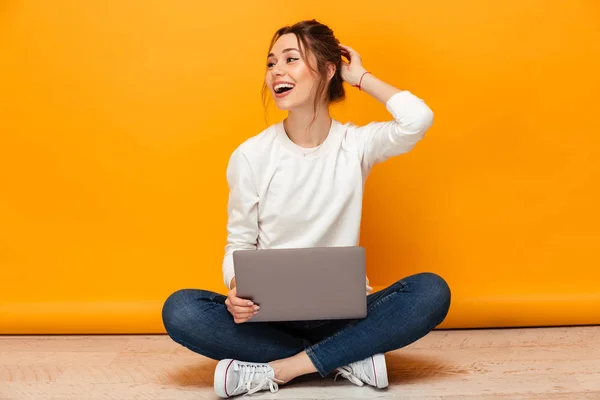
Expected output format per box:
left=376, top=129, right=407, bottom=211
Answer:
left=1, top=1, right=599, bottom=334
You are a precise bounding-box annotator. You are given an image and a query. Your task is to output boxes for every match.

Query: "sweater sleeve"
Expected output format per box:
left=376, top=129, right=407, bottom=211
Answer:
left=356, top=91, right=434, bottom=170
left=221, top=148, right=259, bottom=289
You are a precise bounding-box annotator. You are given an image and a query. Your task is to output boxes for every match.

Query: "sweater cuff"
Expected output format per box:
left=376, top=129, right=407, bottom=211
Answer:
left=222, top=253, right=235, bottom=290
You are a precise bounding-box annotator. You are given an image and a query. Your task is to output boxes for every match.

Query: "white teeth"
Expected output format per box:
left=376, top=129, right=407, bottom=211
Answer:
left=274, top=83, right=295, bottom=91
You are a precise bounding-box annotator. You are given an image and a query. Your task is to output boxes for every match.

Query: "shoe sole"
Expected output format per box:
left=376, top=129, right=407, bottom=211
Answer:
left=214, top=359, right=235, bottom=398
left=371, top=353, right=388, bottom=388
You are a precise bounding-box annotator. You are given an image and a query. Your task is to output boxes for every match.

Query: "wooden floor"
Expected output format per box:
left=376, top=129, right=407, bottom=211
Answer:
left=1, top=326, right=599, bottom=399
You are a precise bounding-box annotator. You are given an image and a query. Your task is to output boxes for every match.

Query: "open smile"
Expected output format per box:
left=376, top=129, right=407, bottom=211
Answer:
left=273, top=82, right=295, bottom=98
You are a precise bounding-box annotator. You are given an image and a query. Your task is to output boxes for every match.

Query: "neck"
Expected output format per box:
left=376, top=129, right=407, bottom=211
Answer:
left=283, top=102, right=331, bottom=148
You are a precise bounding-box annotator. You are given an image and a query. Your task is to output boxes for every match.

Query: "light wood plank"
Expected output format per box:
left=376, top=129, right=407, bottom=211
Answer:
left=0, top=327, right=599, bottom=399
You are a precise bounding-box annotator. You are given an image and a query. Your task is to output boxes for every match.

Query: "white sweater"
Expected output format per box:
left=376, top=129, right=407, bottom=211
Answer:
left=222, top=91, right=434, bottom=289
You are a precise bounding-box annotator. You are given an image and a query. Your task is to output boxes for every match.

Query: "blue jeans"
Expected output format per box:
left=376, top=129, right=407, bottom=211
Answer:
left=162, top=272, right=450, bottom=377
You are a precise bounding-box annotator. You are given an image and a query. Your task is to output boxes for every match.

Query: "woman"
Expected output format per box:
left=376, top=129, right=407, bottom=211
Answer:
left=162, top=19, right=451, bottom=398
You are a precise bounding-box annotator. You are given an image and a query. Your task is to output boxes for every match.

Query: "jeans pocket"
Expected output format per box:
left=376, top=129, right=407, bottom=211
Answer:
left=366, top=280, right=407, bottom=313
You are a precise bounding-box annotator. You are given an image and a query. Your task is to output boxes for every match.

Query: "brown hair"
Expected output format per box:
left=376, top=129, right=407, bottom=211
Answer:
left=262, top=20, right=345, bottom=123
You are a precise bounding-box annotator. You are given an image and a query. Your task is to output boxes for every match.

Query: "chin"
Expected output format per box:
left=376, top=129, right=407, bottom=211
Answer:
left=275, top=102, right=294, bottom=111
left=273, top=97, right=310, bottom=112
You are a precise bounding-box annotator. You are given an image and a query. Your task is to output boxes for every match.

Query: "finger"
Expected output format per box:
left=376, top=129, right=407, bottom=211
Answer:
left=234, top=317, right=252, bottom=324
left=230, top=295, right=254, bottom=307
left=233, top=305, right=253, bottom=314
left=234, top=310, right=258, bottom=323
left=234, top=311, right=257, bottom=321
left=229, top=287, right=254, bottom=304
left=234, top=305, right=259, bottom=314
left=339, top=45, right=353, bottom=59
left=340, top=44, right=361, bottom=63
left=226, top=295, right=233, bottom=309
left=339, top=44, right=357, bottom=55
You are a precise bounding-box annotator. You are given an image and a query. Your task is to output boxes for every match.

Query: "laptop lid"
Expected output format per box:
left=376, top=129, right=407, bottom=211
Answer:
left=233, top=246, right=367, bottom=322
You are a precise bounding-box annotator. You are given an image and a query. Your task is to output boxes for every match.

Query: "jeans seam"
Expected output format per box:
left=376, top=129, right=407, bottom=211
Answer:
left=367, top=280, right=407, bottom=313
left=367, top=290, right=399, bottom=313
left=305, top=318, right=360, bottom=375
left=305, top=346, right=327, bottom=376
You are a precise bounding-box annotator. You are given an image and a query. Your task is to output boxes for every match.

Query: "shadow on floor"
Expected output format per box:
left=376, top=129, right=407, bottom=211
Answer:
left=166, top=352, right=454, bottom=389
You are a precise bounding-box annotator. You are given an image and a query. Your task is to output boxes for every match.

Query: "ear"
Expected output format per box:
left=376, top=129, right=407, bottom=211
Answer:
left=326, top=62, right=336, bottom=81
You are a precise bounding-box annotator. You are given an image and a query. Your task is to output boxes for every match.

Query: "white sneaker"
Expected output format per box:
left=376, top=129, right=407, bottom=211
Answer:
left=335, top=353, right=388, bottom=389
left=214, top=359, right=283, bottom=398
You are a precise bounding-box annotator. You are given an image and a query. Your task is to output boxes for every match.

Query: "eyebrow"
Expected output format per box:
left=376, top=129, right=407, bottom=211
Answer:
left=267, top=48, right=300, bottom=57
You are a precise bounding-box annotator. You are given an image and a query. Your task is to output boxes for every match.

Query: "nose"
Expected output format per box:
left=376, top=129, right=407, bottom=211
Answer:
left=271, top=61, right=285, bottom=77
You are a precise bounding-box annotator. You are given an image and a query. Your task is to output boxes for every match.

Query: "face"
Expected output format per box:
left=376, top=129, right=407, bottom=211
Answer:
left=265, top=34, right=322, bottom=111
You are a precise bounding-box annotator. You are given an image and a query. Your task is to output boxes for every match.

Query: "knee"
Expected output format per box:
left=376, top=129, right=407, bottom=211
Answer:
left=412, top=272, right=451, bottom=318
left=420, top=272, right=451, bottom=305
left=161, top=289, right=196, bottom=338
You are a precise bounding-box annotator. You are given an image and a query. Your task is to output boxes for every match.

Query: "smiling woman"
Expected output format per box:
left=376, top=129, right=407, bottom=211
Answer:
left=161, top=19, right=448, bottom=399
left=2, top=2, right=599, bottom=396
left=262, top=20, right=346, bottom=130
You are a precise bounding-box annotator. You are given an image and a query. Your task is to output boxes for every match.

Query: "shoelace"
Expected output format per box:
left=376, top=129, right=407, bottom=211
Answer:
left=334, top=361, right=373, bottom=387
left=232, top=363, right=283, bottom=396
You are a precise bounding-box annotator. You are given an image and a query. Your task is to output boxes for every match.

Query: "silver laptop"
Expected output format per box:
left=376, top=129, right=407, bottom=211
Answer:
left=233, top=246, right=367, bottom=322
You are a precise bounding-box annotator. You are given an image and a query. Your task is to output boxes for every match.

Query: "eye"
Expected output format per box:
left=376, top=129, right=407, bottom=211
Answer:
left=266, top=62, right=275, bottom=68
left=287, top=57, right=298, bottom=63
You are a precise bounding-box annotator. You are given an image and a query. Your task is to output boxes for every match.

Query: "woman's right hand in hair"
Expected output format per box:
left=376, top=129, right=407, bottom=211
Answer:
left=225, top=283, right=260, bottom=324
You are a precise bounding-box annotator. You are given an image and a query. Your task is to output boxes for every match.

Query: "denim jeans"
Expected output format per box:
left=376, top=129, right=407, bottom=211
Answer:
left=162, top=272, right=451, bottom=377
